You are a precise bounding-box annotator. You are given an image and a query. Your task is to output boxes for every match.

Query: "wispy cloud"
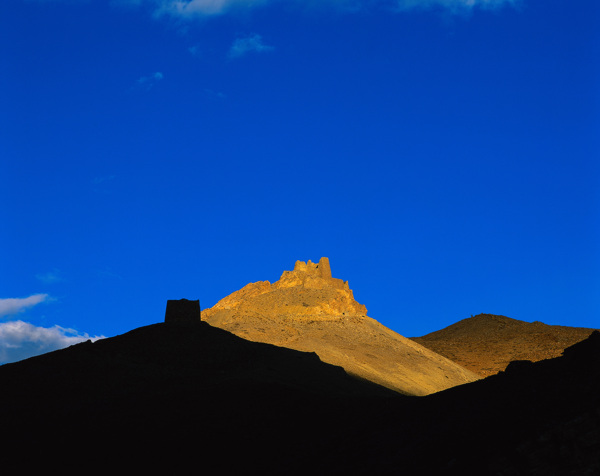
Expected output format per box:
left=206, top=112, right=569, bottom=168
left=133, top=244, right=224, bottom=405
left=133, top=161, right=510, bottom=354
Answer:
left=92, top=174, right=117, bottom=194
left=228, top=34, right=274, bottom=59
left=393, top=0, right=519, bottom=12
left=188, top=45, right=202, bottom=57
left=0, top=294, right=49, bottom=318
left=204, top=88, right=227, bottom=100
left=134, top=71, right=164, bottom=91
left=155, top=0, right=267, bottom=18
left=0, top=320, right=104, bottom=365
left=130, top=0, right=518, bottom=19
left=36, top=270, right=63, bottom=284
left=92, top=175, right=116, bottom=185
left=32, top=0, right=520, bottom=16
left=97, top=266, right=124, bottom=280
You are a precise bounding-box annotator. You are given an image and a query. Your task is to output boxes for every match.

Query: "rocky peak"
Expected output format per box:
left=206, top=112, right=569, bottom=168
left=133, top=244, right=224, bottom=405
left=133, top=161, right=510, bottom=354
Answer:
left=203, top=257, right=367, bottom=319
left=276, top=257, right=351, bottom=292
left=201, top=257, right=482, bottom=395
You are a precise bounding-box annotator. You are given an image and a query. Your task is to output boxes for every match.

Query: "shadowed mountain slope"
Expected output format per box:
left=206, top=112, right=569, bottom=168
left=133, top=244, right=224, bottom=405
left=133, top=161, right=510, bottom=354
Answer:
left=202, top=258, right=480, bottom=395
left=1, top=313, right=599, bottom=474
left=412, top=313, right=598, bottom=377
left=329, top=330, right=600, bottom=475
left=0, top=320, right=399, bottom=473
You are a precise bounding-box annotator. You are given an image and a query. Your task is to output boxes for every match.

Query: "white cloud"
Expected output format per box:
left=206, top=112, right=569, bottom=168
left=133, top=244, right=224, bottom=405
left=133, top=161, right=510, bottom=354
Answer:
left=134, top=0, right=518, bottom=19
left=96, top=266, right=124, bottom=280
left=155, top=0, right=268, bottom=18
left=0, top=294, right=49, bottom=318
left=228, top=34, right=274, bottom=59
left=36, top=270, right=63, bottom=284
left=92, top=175, right=116, bottom=185
left=188, top=45, right=202, bottom=57
left=0, top=320, right=104, bottom=365
left=26, top=0, right=93, bottom=3
left=134, top=71, right=164, bottom=90
left=204, top=88, right=227, bottom=99
left=111, top=0, right=144, bottom=6
left=393, top=0, right=519, bottom=12
left=29, top=0, right=520, bottom=15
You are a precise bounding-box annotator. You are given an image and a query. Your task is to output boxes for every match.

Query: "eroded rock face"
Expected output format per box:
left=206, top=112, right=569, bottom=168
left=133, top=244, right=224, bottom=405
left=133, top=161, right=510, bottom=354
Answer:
left=202, top=258, right=480, bottom=396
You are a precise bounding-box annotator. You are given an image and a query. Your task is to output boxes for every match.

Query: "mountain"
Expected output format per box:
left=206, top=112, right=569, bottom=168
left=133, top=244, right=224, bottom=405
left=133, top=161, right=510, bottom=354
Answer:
left=202, top=257, right=480, bottom=395
left=332, top=329, right=600, bottom=475
left=0, top=318, right=398, bottom=473
left=411, top=313, right=598, bottom=377
left=1, top=310, right=599, bottom=474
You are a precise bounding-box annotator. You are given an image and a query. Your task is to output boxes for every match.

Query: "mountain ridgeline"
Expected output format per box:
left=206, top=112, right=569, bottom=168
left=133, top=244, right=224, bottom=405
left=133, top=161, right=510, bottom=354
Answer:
left=412, top=313, right=598, bottom=377
left=202, top=257, right=480, bottom=396
left=1, top=257, right=598, bottom=474
left=1, top=306, right=598, bottom=473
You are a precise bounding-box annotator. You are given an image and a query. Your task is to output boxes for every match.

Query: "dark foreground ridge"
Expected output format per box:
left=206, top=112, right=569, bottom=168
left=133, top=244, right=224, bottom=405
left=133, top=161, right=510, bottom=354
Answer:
left=0, top=318, right=398, bottom=473
left=1, top=308, right=599, bottom=474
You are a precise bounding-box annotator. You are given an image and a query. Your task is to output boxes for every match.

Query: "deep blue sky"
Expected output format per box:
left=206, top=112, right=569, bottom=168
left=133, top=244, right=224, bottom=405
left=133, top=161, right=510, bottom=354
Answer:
left=1, top=0, right=598, bottom=363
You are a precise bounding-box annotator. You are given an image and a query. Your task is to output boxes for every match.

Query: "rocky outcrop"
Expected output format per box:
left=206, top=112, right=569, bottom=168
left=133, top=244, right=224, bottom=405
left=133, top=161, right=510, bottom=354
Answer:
left=202, top=258, right=480, bottom=396
left=203, top=257, right=367, bottom=320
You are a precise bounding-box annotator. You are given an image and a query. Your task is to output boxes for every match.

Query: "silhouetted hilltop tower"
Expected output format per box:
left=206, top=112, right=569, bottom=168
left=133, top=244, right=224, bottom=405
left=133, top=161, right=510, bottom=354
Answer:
left=165, top=299, right=200, bottom=324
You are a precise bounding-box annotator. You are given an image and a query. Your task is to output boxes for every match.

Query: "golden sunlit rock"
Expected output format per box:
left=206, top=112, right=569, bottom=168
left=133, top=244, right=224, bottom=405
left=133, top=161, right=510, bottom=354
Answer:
left=202, top=257, right=481, bottom=396
left=412, top=313, right=598, bottom=377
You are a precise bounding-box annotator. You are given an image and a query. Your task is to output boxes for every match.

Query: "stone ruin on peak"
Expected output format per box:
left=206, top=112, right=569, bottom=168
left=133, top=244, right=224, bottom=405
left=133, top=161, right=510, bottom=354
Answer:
left=201, top=257, right=481, bottom=396
left=293, top=257, right=332, bottom=279
left=202, top=257, right=367, bottom=320
left=275, top=256, right=354, bottom=294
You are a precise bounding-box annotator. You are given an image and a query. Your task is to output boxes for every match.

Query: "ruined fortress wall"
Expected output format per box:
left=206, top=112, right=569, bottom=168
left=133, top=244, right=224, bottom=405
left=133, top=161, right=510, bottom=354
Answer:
left=293, top=257, right=332, bottom=279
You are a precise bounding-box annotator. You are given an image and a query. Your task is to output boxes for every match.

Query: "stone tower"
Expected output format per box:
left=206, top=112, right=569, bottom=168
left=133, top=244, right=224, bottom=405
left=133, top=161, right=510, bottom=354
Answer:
left=293, top=257, right=332, bottom=279
left=165, top=299, right=200, bottom=324
left=317, top=257, right=332, bottom=279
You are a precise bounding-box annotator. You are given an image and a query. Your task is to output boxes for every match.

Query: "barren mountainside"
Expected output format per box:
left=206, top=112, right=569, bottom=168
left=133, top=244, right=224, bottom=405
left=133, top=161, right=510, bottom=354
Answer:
left=202, top=257, right=480, bottom=395
left=412, top=313, right=598, bottom=377
left=2, top=309, right=599, bottom=474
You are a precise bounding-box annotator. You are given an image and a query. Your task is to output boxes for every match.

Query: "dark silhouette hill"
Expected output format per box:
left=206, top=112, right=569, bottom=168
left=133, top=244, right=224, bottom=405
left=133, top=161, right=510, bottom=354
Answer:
left=0, top=319, right=399, bottom=473
left=329, top=329, right=600, bottom=475
left=1, top=313, right=599, bottom=475
left=411, top=313, right=598, bottom=376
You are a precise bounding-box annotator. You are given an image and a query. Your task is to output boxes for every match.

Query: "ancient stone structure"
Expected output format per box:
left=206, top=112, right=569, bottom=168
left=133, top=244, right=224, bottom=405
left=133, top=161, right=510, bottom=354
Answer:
left=202, top=258, right=482, bottom=396
left=165, top=299, right=200, bottom=324
left=202, top=257, right=366, bottom=320
left=293, top=257, right=332, bottom=279
left=279, top=257, right=351, bottom=293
